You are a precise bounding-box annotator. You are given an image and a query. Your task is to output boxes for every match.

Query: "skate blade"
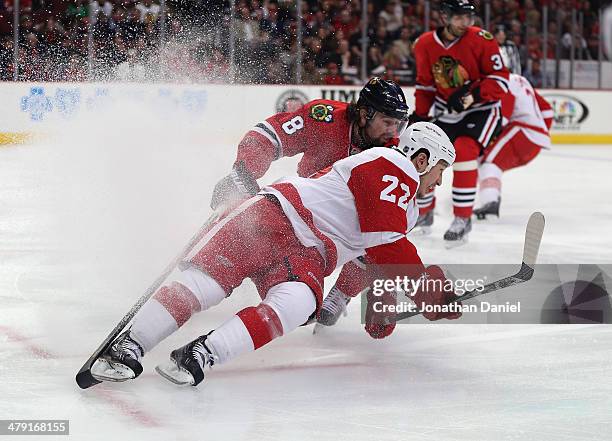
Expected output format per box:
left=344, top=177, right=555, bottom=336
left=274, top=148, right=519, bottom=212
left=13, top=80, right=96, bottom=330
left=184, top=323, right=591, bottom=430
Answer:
left=90, top=358, right=136, bottom=382
left=444, top=236, right=469, bottom=249
left=155, top=360, right=195, bottom=386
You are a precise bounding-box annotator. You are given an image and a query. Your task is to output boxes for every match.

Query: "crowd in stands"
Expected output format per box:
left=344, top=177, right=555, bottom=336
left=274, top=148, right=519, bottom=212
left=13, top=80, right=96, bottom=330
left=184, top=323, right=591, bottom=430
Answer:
left=0, top=0, right=607, bottom=85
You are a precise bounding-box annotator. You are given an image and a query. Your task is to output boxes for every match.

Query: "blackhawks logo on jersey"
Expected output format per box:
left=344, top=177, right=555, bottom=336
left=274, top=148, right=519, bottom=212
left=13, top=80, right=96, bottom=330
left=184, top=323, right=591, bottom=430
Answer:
left=310, top=104, right=334, bottom=123
left=432, top=56, right=470, bottom=89
left=478, top=29, right=494, bottom=40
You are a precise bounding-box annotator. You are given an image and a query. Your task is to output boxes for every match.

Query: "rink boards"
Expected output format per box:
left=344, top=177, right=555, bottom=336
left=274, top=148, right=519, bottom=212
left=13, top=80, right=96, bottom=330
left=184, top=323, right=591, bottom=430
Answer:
left=0, top=82, right=611, bottom=146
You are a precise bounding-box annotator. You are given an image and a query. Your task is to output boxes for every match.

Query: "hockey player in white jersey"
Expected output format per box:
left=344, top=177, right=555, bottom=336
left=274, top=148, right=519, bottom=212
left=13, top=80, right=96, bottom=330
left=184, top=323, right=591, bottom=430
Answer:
left=90, top=122, right=459, bottom=387
left=473, top=74, right=553, bottom=219
left=318, top=122, right=461, bottom=329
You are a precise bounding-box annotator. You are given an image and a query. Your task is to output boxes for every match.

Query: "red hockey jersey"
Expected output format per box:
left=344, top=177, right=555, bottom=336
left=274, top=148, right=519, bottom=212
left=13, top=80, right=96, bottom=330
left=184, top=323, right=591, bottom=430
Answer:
left=235, top=99, right=355, bottom=179
left=235, top=99, right=399, bottom=179
left=413, top=26, right=510, bottom=118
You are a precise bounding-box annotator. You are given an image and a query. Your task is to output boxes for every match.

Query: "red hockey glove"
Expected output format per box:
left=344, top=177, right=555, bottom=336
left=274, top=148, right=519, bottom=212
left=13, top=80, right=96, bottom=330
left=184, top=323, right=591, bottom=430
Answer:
left=411, top=265, right=463, bottom=321
left=364, top=289, right=396, bottom=339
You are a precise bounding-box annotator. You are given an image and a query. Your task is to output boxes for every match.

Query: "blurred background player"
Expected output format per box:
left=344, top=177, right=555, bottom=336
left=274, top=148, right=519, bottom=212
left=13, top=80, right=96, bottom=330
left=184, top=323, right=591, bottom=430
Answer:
left=473, top=73, right=553, bottom=219
left=90, top=123, right=460, bottom=386
left=409, top=0, right=510, bottom=245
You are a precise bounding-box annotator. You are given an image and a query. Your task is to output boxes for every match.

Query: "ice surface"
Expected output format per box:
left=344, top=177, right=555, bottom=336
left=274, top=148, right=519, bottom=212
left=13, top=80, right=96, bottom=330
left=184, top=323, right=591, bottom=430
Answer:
left=1, top=137, right=611, bottom=440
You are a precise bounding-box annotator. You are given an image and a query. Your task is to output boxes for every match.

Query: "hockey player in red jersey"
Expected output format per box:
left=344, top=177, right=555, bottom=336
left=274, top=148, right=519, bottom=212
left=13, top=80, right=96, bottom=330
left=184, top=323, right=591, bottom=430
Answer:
left=473, top=74, right=553, bottom=219
left=90, top=122, right=460, bottom=387
left=210, top=77, right=410, bottom=211
left=410, top=0, right=510, bottom=245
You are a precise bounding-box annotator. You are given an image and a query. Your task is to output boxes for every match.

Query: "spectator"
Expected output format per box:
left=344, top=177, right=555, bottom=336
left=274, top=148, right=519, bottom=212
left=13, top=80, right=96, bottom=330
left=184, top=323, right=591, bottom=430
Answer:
left=66, top=0, right=89, bottom=25
left=89, top=0, right=113, bottom=25
left=336, top=38, right=359, bottom=82
left=524, top=58, right=544, bottom=88
left=371, top=24, right=392, bottom=54
left=379, top=0, right=403, bottom=35
left=323, top=61, right=346, bottom=84
left=494, top=24, right=522, bottom=74
left=301, top=56, right=324, bottom=84
left=561, top=26, right=592, bottom=60
left=333, top=8, right=359, bottom=36
left=136, top=0, right=160, bottom=23
left=367, top=45, right=385, bottom=76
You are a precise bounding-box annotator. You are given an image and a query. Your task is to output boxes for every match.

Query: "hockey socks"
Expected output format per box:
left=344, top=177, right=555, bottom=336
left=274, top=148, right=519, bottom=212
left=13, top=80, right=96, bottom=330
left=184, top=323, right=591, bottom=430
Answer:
left=130, top=267, right=226, bottom=352
left=207, top=282, right=316, bottom=364
left=478, top=162, right=503, bottom=205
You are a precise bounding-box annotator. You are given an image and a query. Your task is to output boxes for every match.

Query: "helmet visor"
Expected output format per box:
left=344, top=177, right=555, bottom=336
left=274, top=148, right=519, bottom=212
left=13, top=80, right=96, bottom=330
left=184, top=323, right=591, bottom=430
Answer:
left=372, top=112, right=410, bottom=140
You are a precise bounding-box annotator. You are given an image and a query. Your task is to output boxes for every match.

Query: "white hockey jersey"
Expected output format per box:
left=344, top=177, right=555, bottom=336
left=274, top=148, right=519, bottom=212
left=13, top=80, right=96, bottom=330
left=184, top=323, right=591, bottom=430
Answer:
left=261, top=147, right=422, bottom=275
left=503, top=74, right=552, bottom=148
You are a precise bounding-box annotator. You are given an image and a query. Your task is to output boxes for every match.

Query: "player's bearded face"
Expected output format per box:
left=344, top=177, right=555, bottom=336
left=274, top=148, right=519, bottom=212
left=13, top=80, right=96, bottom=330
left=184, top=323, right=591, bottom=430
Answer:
left=365, top=112, right=406, bottom=145
left=445, top=13, right=474, bottom=38
left=418, top=162, right=448, bottom=197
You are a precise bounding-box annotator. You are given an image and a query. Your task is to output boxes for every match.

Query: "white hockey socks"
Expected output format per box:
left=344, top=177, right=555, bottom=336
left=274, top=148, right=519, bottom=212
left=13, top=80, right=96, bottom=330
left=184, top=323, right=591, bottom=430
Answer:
left=478, top=162, right=503, bottom=205
left=206, top=282, right=316, bottom=364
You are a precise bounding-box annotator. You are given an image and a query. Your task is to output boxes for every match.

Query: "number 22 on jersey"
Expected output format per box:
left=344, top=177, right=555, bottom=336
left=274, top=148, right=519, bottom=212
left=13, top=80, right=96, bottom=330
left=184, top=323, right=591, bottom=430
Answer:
left=379, top=175, right=411, bottom=210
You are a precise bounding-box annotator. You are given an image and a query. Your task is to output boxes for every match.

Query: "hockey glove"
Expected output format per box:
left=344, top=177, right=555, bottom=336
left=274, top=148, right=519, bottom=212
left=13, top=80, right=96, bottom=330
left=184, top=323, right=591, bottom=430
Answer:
left=411, top=265, right=462, bottom=321
left=210, top=161, right=260, bottom=210
left=447, top=83, right=475, bottom=113
left=364, top=289, right=396, bottom=339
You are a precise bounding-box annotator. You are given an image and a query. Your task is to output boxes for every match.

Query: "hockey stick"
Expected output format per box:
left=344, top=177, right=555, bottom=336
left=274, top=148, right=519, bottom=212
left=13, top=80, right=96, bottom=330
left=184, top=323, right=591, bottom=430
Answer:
left=388, top=211, right=545, bottom=324
left=75, top=211, right=220, bottom=389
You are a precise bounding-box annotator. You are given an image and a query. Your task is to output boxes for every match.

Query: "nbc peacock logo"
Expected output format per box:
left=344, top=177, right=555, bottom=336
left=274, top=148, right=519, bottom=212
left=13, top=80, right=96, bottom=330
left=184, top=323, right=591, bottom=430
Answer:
left=542, top=94, right=589, bottom=131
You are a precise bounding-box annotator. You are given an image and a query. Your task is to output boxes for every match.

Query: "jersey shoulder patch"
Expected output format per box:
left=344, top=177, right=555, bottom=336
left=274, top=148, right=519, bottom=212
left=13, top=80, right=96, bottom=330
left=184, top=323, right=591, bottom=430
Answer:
left=309, top=103, right=335, bottom=123
left=477, top=29, right=494, bottom=40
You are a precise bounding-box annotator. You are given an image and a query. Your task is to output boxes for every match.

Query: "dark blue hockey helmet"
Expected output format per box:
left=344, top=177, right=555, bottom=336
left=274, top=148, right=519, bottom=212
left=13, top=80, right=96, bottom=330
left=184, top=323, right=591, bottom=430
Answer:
left=357, top=77, right=410, bottom=122
left=440, top=0, right=476, bottom=16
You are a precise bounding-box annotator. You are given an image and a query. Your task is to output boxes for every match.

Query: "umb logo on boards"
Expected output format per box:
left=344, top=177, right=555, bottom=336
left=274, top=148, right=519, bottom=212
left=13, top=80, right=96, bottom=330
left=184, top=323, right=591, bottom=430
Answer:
left=542, top=94, right=589, bottom=131
left=320, top=89, right=358, bottom=102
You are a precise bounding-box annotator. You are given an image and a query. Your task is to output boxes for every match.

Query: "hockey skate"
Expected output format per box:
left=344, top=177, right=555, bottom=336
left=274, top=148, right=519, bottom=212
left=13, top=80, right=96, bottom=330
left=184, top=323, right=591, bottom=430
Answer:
left=155, top=334, right=217, bottom=386
left=473, top=198, right=501, bottom=220
left=443, top=216, right=472, bottom=248
left=313, top=287, right=351, bottom=333
left=90, top=330, right=144, bottom=382
left=411, top=210, right=434, bottom=235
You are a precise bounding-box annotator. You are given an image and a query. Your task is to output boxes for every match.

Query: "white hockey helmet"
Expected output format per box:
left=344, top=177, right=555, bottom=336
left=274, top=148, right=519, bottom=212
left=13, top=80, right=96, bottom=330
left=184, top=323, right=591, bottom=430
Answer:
left=397, top=121, right=456, bottom=174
